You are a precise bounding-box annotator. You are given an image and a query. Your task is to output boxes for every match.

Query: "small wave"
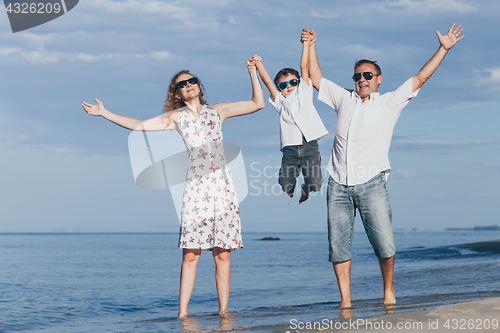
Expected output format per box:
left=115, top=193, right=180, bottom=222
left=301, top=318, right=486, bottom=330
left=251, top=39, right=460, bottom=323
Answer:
left=397, top=239, right=500, bottom=261
left=448, top=246, right=479, bottom=256
left=455, top=239, right=500, bottom=254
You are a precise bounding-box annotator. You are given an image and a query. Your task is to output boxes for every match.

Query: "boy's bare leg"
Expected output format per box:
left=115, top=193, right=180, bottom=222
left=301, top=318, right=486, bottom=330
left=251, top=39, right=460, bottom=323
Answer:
left=333, top=260, right=352, bottom=308
left=179, top=249, right=201, bottom=318
left=213, top=247, right=231, bottom=316
left=378, top=256, right=396, bottom=304
left=299, top=184, right=310, bottom=203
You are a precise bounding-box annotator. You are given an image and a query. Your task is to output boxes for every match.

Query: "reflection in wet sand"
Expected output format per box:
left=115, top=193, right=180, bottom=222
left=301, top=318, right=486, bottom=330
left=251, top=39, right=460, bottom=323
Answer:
left=384, top=303, right=396, bottom=315
left=219, top=312, right=236, bottom=331
left=339, top=307, right=353, bottom=320
left=180, top=316, right=201, bottom=333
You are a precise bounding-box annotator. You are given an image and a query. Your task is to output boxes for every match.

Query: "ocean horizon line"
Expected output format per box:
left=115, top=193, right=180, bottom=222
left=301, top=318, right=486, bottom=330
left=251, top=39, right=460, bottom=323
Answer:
left=0, top=229, right=468, bottom=235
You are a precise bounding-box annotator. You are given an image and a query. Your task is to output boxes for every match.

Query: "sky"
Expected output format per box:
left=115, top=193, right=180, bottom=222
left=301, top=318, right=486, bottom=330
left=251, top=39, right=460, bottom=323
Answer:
left=0, top=0, right=499, bottom=233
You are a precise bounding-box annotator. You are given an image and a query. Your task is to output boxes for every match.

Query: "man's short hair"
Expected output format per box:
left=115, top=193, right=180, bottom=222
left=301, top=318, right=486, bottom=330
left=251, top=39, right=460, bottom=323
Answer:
left=354, top=59, right=382, bottom=75
left=274, top=68, right=300, bottom=86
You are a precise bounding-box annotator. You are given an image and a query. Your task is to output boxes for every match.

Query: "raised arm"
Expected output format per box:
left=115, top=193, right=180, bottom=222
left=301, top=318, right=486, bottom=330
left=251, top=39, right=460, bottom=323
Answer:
left=253, top=55, right=278, bottom=101
left=304, top=29, right=322, bottom=91
left=412, top=23, right=464, bottom=93
left=300, top=33, right=311, bottom=86
left=213, top=58, right=265, bottom=125
left=82, top=98, right=176, bottom=131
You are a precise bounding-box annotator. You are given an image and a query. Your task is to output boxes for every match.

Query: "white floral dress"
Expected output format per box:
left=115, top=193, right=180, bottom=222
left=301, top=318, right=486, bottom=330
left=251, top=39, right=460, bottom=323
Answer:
left=177, top=105, right=242, bottom=251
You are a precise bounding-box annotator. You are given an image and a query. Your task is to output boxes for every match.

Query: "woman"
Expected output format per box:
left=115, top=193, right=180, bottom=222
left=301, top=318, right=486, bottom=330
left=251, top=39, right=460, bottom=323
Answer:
left=82, top=58, right=264, bottom=318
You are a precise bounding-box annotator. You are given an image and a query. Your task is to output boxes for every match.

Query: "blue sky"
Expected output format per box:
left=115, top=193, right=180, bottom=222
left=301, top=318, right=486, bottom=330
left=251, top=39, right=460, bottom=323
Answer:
left=0, top=0, right=499, bottom=233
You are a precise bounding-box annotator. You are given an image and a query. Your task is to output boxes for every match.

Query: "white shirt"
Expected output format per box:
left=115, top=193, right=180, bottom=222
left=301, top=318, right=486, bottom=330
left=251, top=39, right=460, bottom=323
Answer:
left=318, top=77, right=419, bottom=186
left=270, top=78, right=328, bottom=151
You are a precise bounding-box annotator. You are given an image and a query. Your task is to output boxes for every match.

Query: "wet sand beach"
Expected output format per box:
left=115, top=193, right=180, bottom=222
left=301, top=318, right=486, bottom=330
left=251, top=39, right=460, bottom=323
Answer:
left=283, top=239, right=500, bottom=333
left=289, top=297, right=500, bottom=333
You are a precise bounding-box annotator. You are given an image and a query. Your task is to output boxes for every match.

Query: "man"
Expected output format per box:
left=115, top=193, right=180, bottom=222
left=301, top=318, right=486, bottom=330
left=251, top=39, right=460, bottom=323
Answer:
left=304, top=24, right=464, bottom=308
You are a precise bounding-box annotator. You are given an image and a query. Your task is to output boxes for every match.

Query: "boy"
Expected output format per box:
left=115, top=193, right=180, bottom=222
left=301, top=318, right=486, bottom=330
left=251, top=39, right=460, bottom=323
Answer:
left=253, top=33, right=328, bottom=203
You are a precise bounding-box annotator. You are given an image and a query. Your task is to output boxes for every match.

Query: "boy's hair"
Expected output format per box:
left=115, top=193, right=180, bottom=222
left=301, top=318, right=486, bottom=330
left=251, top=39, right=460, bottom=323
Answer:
left=274, top=68, right=300, bottom=86
left=354, top=59, right=382, bottom=75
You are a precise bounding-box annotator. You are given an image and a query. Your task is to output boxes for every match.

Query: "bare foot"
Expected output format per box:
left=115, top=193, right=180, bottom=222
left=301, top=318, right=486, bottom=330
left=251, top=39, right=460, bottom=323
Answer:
left=338, top=300, right=352, bottom=308
left=383, top=288, right=396, bottom=305
left=178, top=312, right=188, bottom=319
left=298, top=184, right=310, bottom=203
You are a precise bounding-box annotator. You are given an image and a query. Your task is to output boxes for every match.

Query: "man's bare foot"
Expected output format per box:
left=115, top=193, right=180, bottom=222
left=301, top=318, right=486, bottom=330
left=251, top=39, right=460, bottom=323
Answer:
left=383, top=288, right=396, bottom=305
left=299, top=184, right=310, bottom=203
left=178, top=312, right=188, bottom=319
left=285, top=184, right=295, bottom=198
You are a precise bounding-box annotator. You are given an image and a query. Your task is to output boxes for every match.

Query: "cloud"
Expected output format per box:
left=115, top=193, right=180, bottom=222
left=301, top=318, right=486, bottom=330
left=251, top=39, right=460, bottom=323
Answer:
left=392, top=168, right=419, bottom=179
left=247, top=137, right=280, bottom=149
left=310, top=8, right=339, bottom=19
left=0, top=48, right=20, bottom=55
left=377, top=0, right=478, bottom=14
left=490, top=68, right=500, bottom=82
left=136, top=51, right=172, bottom=60
left=391, top=138, right=500, bottom=155
left=469, top=159, right=500, bottom=169
left=338, top=44, right=385, bottom=60
left=476, top=67, right=500, bottom=88
left=86, top=0, right=189, bottom=16
left=75, top=51, right=172, bottom=62
left=0, top=47, right=172, bottom=64
left=0, top=131, right=83, bottom=154
left=21, top=50, right=60, bottom=64
left=75, top=52, right=123, bottom=62
left=0, top=114, right=84, bottom=154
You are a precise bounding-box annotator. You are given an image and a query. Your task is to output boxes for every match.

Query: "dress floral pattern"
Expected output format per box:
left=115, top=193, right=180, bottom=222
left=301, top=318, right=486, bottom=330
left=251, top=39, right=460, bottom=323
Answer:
left=177, top=105, right=242, bottom=251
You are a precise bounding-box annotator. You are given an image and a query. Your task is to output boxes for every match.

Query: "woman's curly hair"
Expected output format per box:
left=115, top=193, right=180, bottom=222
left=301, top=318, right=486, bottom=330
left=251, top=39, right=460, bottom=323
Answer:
left=164, top=70, right=207, bottom=113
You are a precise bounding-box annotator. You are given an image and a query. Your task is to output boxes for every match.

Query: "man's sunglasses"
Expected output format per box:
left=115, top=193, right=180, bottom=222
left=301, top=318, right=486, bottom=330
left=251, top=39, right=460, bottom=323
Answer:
left=176, top=77, right=199, bottom=90
left=276, top=78, right=300, bottom=91
left=352, top=72, right=380, bottom=82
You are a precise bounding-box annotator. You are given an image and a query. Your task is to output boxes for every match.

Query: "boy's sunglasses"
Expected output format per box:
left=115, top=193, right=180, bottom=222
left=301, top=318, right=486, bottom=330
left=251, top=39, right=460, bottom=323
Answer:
left=176, top=77, right=199, bottom=90
left=352, top=72, right=380, bottom=82
left=276, top=78, right=300, bottom=91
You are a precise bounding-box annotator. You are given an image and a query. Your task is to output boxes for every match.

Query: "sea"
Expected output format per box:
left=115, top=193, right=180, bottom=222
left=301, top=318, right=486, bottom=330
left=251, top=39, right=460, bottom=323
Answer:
left=1, top=230, right=500, bottom=332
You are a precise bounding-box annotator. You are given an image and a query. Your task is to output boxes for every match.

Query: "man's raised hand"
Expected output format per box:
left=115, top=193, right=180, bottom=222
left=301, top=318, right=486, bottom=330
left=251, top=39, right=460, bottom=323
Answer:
left=436, top=23, right=464, bottom=51
left=252, top=55, right=262, bottom=63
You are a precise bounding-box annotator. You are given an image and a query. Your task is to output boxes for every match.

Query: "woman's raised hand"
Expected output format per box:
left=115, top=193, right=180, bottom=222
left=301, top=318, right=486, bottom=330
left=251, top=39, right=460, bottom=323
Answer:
left=82, top=98, right=106, bottom=116
left=246, top=57, right=257, bottom=72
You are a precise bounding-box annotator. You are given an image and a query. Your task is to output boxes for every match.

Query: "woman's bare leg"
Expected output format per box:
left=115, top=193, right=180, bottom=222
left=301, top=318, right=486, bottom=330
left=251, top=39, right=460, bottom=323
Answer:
left=212, top=247, right=231, bottom=315
left=179, top=249, right=201, bottom=318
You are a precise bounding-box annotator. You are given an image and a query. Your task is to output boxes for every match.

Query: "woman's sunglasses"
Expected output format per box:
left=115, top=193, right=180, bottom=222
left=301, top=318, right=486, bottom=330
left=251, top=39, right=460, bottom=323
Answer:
left=176, top=77, right=199, bottom=90
left=276, top=78, right=300, bottom=91
left=352, top=72, right=379, bottom=82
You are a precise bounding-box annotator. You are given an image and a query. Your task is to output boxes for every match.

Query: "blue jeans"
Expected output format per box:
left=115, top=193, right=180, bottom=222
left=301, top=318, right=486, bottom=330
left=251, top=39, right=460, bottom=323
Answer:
left=327, top=173, right=395, bottom=262
left=279, top=138, right=323, bottom=193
